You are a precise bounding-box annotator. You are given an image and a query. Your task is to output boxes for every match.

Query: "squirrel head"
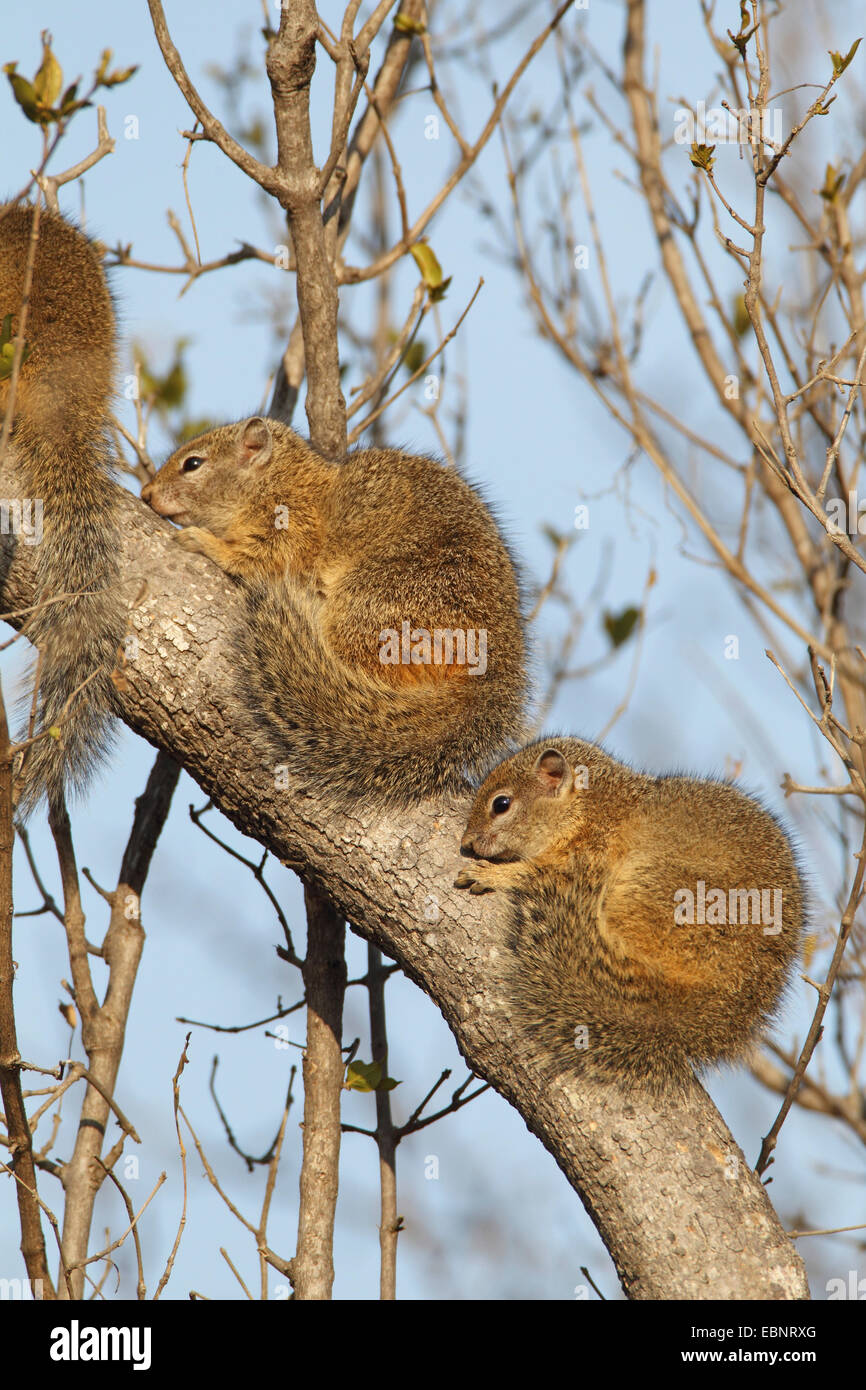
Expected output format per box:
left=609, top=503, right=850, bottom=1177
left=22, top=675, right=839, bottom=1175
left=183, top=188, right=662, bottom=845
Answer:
left=142, top=416, right=278, bottom=530
left=460, top=745, right=582, bottom=862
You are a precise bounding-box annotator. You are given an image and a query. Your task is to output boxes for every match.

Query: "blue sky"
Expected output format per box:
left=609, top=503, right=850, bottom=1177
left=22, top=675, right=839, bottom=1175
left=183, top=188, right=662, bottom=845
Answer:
left=1, top=0, right=864, bottom=1300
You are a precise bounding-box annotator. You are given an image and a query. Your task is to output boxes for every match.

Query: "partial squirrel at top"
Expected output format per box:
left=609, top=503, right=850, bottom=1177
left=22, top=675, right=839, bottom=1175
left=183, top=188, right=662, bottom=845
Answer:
left=0, top=201, right=126, bottom=814
left=456, top=738, right=804, bottom=1093
left=142, top=416, right=528, bottom=806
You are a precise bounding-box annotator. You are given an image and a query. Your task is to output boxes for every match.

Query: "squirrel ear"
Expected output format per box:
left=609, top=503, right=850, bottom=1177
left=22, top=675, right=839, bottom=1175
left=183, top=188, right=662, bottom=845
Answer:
left=239, top=417, right=274, bottom=469
left=532, top=748, right=574, bottom=797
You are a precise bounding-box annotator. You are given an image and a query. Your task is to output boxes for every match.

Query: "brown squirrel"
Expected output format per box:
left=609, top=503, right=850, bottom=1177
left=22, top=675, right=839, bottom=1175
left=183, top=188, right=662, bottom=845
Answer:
left=456, top=737, right=803, bottom=1092
left=0, top=201, right=125, bottom=813
left=142, top=417, right=527, bottom=805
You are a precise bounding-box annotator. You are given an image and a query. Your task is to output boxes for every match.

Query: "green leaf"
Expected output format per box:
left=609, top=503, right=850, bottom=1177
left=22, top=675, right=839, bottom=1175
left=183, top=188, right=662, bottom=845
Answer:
left=727, top=3, right=755, bottom=58
left=829, top=37, right=861, bottom=75
left=603, top=605, right=641, bottom=649
left=689, top=142, right=716, bottom=173
left=394, top=12, right=427, bottom=34
left=94, top=48, right=113, bottom=85
left=32, top=34, right=63, bottom=108
left=430, top=275, right=452, bottom=303
left=819, top=162, right=846, bottom=202
left=409, top=241, right=445, bottom=290
left=4, top=64, right=43, bottom=124
left=732, top=294, right=750, bottom=337
left=344, top=1060, right=401, bottom=1092
left=135, top=338, right=190, bottom=414
left=0, top=312, right=29, bottom=379
left=101, top=63, right=139, bottom=88
left=58, top=84, right=90, bottom=120
left=345, top=1060, right=382, bottom=1092
left=541, top=524, right=567, bottom=548
left=401, top=339, right=428, bottom=374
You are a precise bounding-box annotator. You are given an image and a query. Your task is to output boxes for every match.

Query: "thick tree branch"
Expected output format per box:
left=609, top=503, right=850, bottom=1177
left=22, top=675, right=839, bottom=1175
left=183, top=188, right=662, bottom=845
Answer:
left=55, top=752, right=179, bottom=1300
left=0, top=677, right=55, bottom=1298
left=294, top=884, right=346, bottom=1300
left=266, top=0, right=346, bottom=456
left=0, top=460, right=809, bottom=1299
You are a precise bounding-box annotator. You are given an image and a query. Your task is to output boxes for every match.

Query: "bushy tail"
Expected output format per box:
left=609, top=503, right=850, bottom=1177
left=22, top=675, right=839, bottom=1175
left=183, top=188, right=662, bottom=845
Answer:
left=237, top=579, right=525, bottom=808
left=12, top=426, right=125, bottom=816
left=0, top=202, right=125, bottom=815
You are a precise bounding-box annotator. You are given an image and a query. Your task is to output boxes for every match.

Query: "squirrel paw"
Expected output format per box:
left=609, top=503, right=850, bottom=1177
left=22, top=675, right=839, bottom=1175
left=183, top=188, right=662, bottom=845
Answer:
left=454, top=864, right=498, bottom=895
left=174, top=526, right=213, bottom=555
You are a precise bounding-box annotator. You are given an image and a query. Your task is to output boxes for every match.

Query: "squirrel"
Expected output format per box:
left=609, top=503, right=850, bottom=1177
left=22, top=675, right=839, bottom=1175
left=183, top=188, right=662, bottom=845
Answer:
left=0, top=201, right=125, bottom=813
left=141, top=416, right=527, bottom=806
left=455, top=737, right=803, bottom=1093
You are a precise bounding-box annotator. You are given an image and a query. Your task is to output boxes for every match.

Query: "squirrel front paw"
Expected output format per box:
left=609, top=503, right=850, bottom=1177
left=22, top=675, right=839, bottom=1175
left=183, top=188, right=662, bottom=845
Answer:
left=454, top=864, right=498, bottom=895
left=174, top=526, right=212, bottom=555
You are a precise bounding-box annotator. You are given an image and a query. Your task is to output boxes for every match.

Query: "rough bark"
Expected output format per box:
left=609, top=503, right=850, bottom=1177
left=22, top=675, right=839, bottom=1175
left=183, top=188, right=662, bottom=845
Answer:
left=0, top=455, right=809, bottom=1299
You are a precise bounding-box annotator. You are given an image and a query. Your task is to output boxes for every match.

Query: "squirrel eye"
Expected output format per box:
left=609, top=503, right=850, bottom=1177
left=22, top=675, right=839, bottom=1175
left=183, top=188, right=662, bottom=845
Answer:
left=491, top=795, right=512, bottom=815
left=181, top=455, right=204, bottom=473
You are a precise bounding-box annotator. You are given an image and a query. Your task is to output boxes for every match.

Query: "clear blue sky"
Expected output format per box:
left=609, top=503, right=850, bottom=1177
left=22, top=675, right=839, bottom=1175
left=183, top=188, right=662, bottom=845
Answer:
left=1, top=0, right=862, bottom=1300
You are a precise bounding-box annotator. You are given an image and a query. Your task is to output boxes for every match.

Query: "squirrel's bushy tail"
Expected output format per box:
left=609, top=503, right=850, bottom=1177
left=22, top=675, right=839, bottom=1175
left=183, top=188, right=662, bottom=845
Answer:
left=237, top=578, right=525, bottom=808
left=13, top=425, right=123, bottom=815
left=0, top=203, right=125, bottom=815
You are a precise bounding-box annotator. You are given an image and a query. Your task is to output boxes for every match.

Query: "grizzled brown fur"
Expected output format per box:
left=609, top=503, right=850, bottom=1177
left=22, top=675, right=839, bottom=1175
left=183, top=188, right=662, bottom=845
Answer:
left=457, top=737, right=803, bottom=1093
left=143, top=416, right=527, bottom=805
left=0, top=202, right=125, bottom=812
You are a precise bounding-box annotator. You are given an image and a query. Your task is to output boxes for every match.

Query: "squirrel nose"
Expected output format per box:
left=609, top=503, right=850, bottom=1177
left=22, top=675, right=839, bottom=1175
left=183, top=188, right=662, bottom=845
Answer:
left=140, top=480, right=152, bottom=503
left=460, top=836, right=477, bottom=858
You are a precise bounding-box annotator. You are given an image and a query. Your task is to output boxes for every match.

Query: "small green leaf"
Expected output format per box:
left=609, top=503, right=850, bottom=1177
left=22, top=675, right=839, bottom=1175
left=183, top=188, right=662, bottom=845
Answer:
left=32, top=34, right=63, bottom=108
left=541, top=524, right=567, bottom=548
left=727, top=3, right=755, bottom=58
left=603, top=605, right=641, bottom=649
left=135, top=338, right=190, bottom=414
left=345, top=1060, right=382, bottom=1092
left=4, top=64, right=43, bottom=124
left=0, top=313, right=29, bottom=379
left=344, top=1059, right=401, bottom=1092
left=94, top=48, right=113, bottom=85
left=732, top=294, right=750, bottom=337
left=394, top=12, right=426, bottom=34
left=409, top=241, right=445, bottom=290
left=100, top=63, right=138, bottom=88
left=401, top=339, right=428, bottom=374
left=689, top=142, right=716, bottom=173
left=430, top=275, right=452, bottom=303
left=819, top=162, right=846, bottom=202
left=829, top=37, right=861, bottom=75
left=58, top=83, right=90, bottom=120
